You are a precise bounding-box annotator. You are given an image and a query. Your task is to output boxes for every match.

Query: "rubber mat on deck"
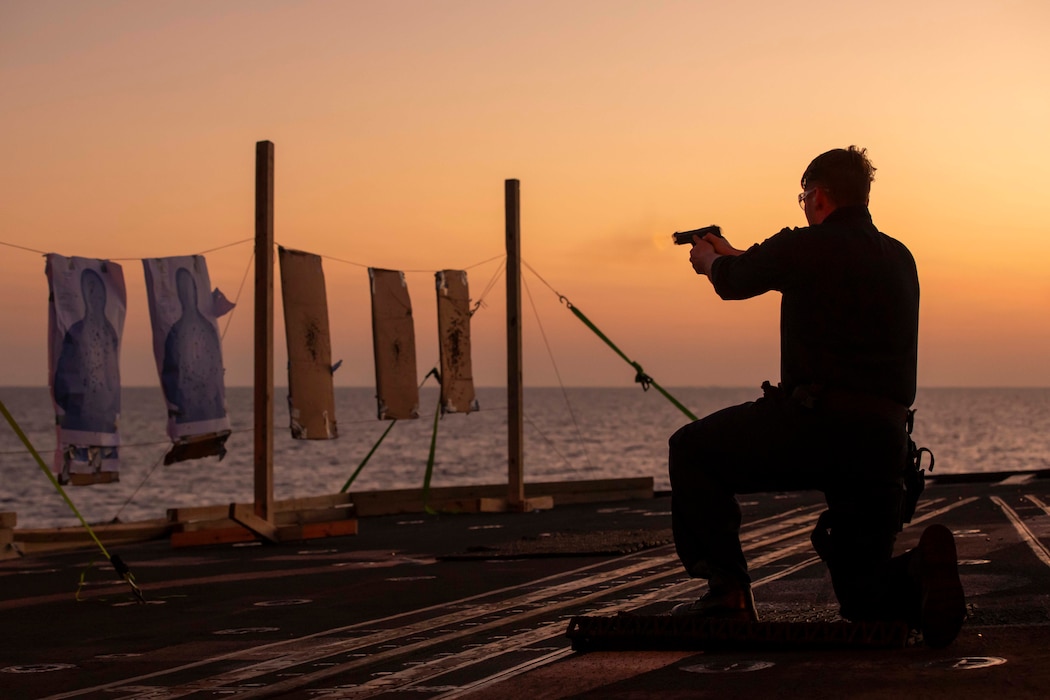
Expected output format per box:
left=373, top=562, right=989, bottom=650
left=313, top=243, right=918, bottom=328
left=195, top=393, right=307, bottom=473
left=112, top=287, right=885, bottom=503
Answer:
left=566, top=612, right=909, bottom=651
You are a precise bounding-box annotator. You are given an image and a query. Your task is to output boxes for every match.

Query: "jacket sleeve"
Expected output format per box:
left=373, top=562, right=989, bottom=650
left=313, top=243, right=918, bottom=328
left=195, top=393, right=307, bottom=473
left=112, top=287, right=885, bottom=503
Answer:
left=710, top=227, right=800, bottom=300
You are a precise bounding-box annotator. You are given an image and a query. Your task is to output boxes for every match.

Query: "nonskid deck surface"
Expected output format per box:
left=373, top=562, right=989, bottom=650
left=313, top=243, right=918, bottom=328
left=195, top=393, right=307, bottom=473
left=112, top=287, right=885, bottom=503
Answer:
left=2, top=474, right=1049, bottom=699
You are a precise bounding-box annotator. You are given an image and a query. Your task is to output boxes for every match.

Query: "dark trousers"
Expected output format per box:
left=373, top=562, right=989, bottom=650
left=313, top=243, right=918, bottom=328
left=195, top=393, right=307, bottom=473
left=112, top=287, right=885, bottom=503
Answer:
left=668, top=387, right=915, bottom=621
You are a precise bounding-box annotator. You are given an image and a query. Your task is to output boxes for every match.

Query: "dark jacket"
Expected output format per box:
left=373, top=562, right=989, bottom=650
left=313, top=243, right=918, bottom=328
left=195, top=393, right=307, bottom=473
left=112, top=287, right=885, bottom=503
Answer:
left=710, top=206, right=919, bottom=407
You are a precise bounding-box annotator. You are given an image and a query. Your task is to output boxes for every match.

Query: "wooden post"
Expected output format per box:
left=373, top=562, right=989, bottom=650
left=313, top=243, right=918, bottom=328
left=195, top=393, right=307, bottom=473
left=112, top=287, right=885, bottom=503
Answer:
left=253, top=141, right=275, bottom=527
left=505, top=179, right=525, bottom=508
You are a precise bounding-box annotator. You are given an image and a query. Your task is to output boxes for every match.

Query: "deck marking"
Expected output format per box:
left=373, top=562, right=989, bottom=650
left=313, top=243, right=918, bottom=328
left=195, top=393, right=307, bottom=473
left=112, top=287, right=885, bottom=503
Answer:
left=428, top=648, right=576, bottom=699
left=990, top=495, right=1050, bottom=568
left=350, top=499, right=980, bottom=699
left=921, top=656, right=1008, bottom=671
left=39, top=507, right=817, bottom=700
left=999, top=474, right=1035, bottom=485
left=681, top=660, right=776, bottom=673
left=1025, top=494, right=1050, bottom=518
left=2, top=664, right=78, bottom=674
left=303, top=545, right=825, bottom=699
left=40, top=499, right=978, bottom=700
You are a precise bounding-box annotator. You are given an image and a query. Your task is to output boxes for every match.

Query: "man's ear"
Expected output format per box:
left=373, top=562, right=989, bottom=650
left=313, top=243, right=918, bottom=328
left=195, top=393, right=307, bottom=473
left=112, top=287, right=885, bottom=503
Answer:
left=805, top=187, right=836, bottom=225
left=814, top=187, right=834, bottom=210
left=814, top=187, right=837, bottom=217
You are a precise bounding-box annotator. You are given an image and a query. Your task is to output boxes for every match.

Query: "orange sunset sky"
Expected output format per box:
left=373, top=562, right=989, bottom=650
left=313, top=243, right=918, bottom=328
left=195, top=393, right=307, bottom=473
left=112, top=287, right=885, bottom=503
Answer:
left=1, top=0, right=1048, bottom=389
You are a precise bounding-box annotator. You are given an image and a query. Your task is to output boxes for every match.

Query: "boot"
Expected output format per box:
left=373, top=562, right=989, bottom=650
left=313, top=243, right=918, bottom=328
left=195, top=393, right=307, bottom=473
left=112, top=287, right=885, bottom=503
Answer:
left=670, top=585, right=759, bottom=622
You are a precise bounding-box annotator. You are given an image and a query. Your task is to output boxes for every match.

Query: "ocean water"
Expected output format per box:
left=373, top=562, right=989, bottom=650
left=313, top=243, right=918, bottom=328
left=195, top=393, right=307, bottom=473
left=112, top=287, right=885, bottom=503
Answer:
left=1, top=386, right=1048, bottom=530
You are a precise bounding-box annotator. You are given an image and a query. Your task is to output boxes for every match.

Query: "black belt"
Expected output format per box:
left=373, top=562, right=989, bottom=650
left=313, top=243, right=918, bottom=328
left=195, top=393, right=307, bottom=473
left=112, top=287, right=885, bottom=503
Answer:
left=790, top=384, right=909, bottom=424
left=819, top=388, right=909, bottom=424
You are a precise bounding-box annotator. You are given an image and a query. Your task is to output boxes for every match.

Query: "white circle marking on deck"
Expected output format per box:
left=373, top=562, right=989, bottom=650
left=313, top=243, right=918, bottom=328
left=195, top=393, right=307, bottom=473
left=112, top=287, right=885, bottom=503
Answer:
left=254, top=598, right=312, bottom=607
left=922, top=657, right=1007, bottom=670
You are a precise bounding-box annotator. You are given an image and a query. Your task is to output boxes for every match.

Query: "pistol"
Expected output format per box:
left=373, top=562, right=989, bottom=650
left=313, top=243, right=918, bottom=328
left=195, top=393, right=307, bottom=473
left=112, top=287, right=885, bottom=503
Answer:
left=672, top=225, right=722, bottom=245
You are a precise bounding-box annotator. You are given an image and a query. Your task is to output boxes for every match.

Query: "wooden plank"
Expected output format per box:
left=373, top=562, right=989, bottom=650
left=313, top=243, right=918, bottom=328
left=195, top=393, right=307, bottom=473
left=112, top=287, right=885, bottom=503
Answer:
left=478, top=496, right=554, bottom=513
left=435, top=269, right=477, bottom=414
left=168, top=493, right=353, bottom=523
left=279, top=247, right=338, bottom=439
left=349, top=478, right=653, bottom=516
left=278, top=519, right=358, bottom=541
left=229, top=503, right=279, bottom=543
left=167, top=504, right=229, bottom=523
left=175, top=517, right=240, bottom=533
left=254, top=139, right=276, bottom=524
left=172, top=526, right=256, bottom=548
left=275, top=492, right=353, bottom=511
left=168, top=480, right=648, bottom=523
left=0, top=512, right=17, bottom=528
left=11, top=478, right=651, bottom=551
left=171, top=519, right=357, bottom=548
left=350, top=487, right=502, bottom=517
left=505, top=179, right=524, bottom=507
left=279, top=505, right=355, bottom=526
left=14, top=519, right=172, bottom=544
left=369, top=268, right=419, bottom=419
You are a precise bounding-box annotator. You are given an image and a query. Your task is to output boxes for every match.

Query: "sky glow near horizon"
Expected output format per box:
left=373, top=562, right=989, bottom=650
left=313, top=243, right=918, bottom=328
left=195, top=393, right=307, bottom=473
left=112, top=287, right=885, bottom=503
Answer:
left=1, top=0, right=1048, bottom=389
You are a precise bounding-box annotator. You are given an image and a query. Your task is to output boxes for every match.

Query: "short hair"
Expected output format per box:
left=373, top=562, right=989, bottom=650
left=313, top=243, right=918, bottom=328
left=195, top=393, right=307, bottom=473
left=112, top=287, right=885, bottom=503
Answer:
left=800, top=146, right=876, bottom=207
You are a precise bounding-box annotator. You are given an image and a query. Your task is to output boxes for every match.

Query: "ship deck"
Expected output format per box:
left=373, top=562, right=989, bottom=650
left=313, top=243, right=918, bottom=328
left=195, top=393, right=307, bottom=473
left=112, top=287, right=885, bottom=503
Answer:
left=2, top=472, right=1049, bottom=699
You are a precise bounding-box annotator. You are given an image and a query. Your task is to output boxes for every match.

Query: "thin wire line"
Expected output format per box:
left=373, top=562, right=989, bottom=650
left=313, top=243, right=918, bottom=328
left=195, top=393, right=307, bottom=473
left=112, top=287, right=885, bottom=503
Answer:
left=318, top=250, right=504, bottom=275
left=196, top=238, right=255, bottom=256
left=0, top=237, right=254, bottom=261
left=523, top=411, right=575, bottom=471
left=4, top=235, right=502, bottom=277
left=316, top=252, right=370, bottom=269
left=110, top=446, right=169, bottom=523
left=0, top=240, right=47, bottom=255
left=221, top=249, right=255, bottom=342
left=521, top=259, right=560, bottom=297
left=522, top=271, right=594, bottom=470
left=464, top=253, right=504, bottom=271
left=471, top=258, right=506, bottom=317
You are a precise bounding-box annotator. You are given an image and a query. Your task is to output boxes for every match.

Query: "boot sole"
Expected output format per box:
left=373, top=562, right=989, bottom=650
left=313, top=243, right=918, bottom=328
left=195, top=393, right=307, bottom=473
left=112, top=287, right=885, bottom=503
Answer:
left=917, top=524, right=965, bottom=648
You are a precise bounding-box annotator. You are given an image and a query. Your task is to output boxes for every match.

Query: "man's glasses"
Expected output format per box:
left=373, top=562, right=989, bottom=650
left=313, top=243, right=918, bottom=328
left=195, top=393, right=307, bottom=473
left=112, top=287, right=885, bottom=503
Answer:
left=798, top=188, right=817, bottom=210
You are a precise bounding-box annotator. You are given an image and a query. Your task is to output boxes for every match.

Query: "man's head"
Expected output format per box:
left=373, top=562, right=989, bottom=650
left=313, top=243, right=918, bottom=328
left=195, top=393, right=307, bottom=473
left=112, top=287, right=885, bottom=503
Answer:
left=799, top=145, right=876, bottom=225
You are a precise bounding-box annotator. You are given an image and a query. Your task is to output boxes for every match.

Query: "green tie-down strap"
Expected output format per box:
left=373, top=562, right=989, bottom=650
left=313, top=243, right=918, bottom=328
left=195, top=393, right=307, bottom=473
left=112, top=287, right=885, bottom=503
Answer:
left=0, top=397, right=144, bottom=603
left=339, top=419, right=397, bottom=493
left=560, top=297, right=698, bottom=422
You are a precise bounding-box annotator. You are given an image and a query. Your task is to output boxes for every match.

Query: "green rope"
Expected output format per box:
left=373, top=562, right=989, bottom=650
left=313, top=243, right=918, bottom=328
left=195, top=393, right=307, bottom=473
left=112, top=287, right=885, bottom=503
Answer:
left=421, top=393, right=442, bottom=515
left=339, top=419, right=397, bottom=493
left=560, top=297, right=699, bottom=422
left=341, top=368, right=445, bottom=510
left=0, top=397, right=144, bottom=602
